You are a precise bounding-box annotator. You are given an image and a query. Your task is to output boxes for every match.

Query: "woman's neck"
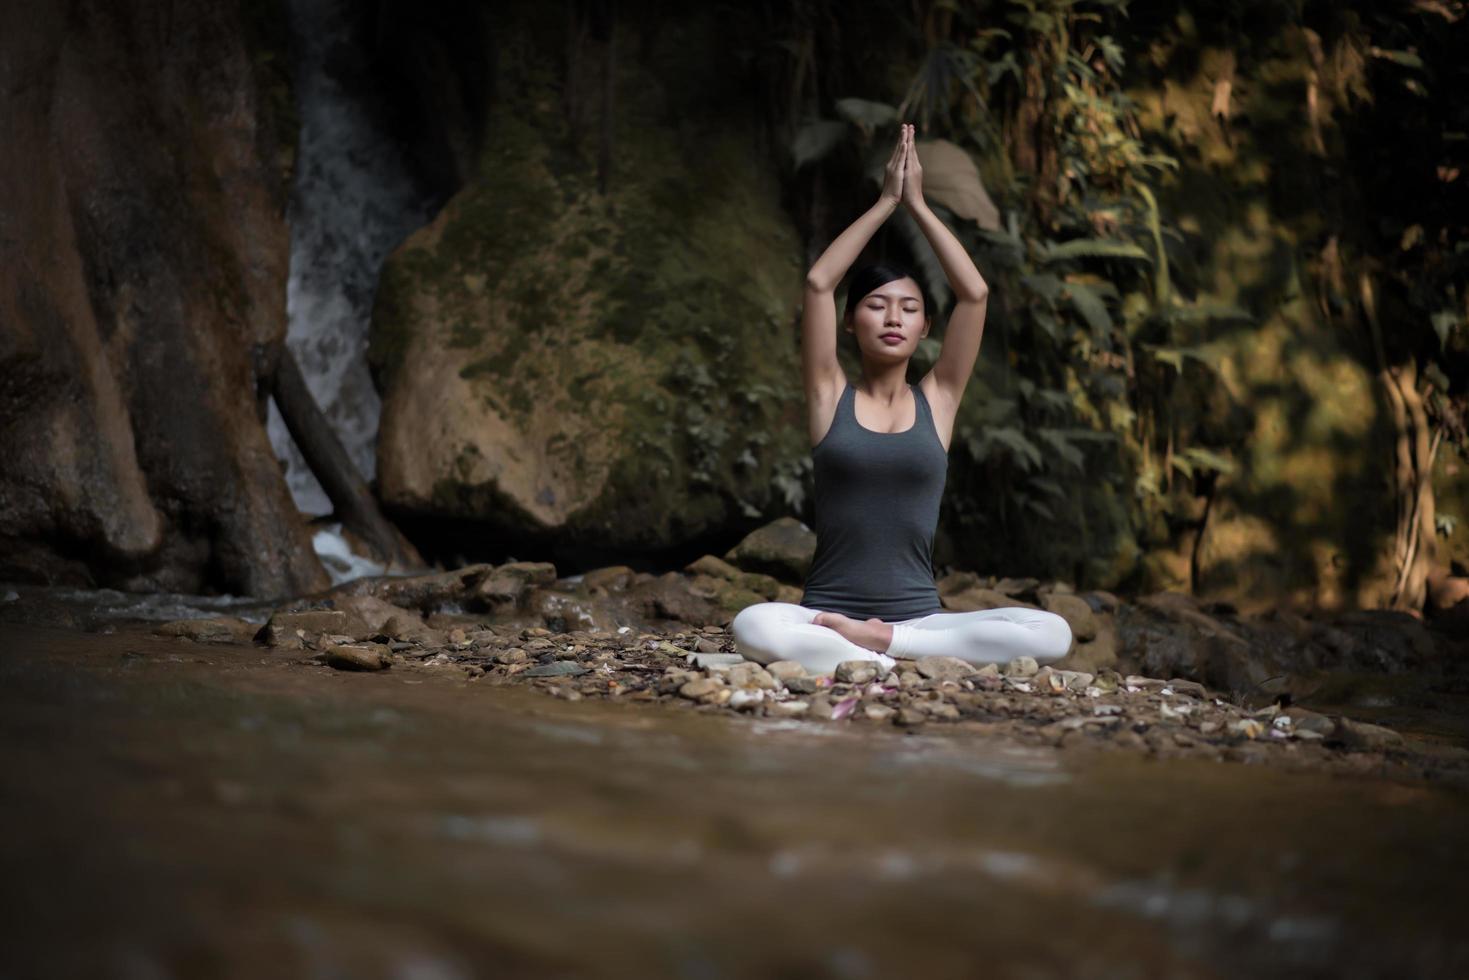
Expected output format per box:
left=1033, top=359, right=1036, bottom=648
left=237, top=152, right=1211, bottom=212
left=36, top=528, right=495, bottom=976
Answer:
left=856, top=360, right=911, bottom=403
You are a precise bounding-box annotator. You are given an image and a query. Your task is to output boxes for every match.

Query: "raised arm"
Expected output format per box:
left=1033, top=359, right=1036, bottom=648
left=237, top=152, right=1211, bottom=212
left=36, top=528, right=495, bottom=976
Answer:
left=801, top=127, right=912, bottom=400
left=901, top=136, right=990, bottom=406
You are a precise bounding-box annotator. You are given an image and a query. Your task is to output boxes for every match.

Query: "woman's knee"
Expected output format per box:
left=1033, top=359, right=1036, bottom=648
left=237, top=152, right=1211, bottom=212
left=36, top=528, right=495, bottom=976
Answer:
left=730, top=602, right=790, bottom=660
left=1032, top=610, right=1074, bottom=661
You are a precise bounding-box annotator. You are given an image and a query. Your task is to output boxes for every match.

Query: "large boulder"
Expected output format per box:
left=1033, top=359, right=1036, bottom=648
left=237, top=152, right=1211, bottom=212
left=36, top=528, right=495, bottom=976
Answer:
left=0, top=0, right=326, bottom=597
left=370, top=5, right=806, bottom=554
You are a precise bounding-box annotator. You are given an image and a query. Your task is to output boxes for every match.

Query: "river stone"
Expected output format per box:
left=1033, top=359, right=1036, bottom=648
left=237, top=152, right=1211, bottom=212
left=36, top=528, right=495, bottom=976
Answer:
left=1283, top=706, right=1335, bottom=737
left=767, top=699, right=810, bottom=718
left=688, top=653, right=745, bottom=671
left=835, top=660, right=883, bottom=684
left=1041, top=592, right=1097, bottom=642
left=863, top=704, right=896, bottom=722
left=783, top=676, right=820, bottom=695
left=722, top=517, right=816, bottom=583
left=729, top=688, right=765, bottom=710
left=1003, top=656, right=1039, bottom=679
left=896, top=706, right=927, bottom=727
left=581, top=565, right=636, bottom=591
left=915, top=656, right=975, bottom=682
left=766, top=660, right=807, bottom=684
left=679, top=677, right=722, bottom=700
left=1335, top=717, right=1404, bottom=751
left=259, top=609, right=369, bottom=642
left=726, top=662, right=777, bottom=690
left=368, top=17, right=806, bottom=551
left=325, top=644, right=390, bottom=671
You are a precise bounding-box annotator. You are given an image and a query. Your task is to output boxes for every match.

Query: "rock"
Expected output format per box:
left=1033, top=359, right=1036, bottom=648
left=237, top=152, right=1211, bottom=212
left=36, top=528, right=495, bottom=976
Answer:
left=1041, top=592, right=1097, bottom=643
left=154, top=618, right=256, bottom=644
left=729, top=688, right=765, bottom=711
left=1055, top=622, right=1118, bottom=673
left=807, top=696, right=835, bottom=721
left=1058, top=670, right=1094, bottom=692
left=477, top=562, right=559, bottom=608
left=863, top=704, right=896, bottom=722
left=684, top=554, right=743, bottom=580
left=258, top=609, right=370, bottom=642
left=1283, top=706, right=1335, bottom=737
left=941, top=587, right=1036, bottom=613
left=581, top=565, right=636, bottom=591
left=896, top=707, right=927, bottom=727
left=835, top=660, right=883, bottom=684
left=1032, top=667, right=1066, bottom=694
left=634, top=572, right=724, bottom=627
left=767, top=700, right=810, bottom=718
left=1227, top=718, right=1265, bottom=739
left=1003, top=656, right=1039, bottom=679
left=370, top=27, right=807, bottom=556
left=766, top=661, right=808, bottom=684
left=328, top=595, right=408, bottom=633
left=687, top=653, right=746, bottom=670
left=679, top=677, right=723, bottom=700
left=377, top=614, right=438, bottom=644
left=726, top=663, right=778, bottom=690
left=325, top=644, right=390, bottom=671
left=522, top=661, right=590, bottom=678
left=1335, top=717, right=1405, bottom=751
left=784, top=676, right=820, bottom=695
left=722, top=517, right=816, bottom=583
left=495, top=649, right=529, bottom=664
left=915, top=656, right=976, bottom=682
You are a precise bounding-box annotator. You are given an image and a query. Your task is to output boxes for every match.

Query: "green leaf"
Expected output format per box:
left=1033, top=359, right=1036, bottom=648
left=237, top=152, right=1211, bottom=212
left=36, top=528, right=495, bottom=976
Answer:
left=1063, top=280, right=1113, bottom=336
left=983, top=426, right=1044, bottom=472
left=1431, top=310, right=1460, bottom=348
left=1036, top=427, right=1086, bottom=472
left=1180, top=446, right=1236, bottom=475
left=1022, top=272, right=1065, bottom=303
left=1042, top=239, right=1152, bottom=264
left=1371, top=48, right=1424, bottom=70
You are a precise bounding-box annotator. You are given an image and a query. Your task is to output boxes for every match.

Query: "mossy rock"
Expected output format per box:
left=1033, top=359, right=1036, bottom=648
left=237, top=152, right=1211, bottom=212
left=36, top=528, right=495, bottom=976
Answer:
left=370, top=5, right=805, bottom=551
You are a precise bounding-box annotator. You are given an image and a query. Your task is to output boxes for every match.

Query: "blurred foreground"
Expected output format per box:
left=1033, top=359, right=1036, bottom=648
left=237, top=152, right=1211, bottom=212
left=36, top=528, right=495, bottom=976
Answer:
left=2, top=620, right=1466, bottom=979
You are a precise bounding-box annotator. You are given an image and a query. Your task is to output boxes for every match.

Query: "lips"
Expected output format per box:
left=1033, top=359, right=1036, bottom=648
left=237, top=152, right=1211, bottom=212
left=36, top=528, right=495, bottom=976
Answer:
left=880, top=333, right=904, bottom=343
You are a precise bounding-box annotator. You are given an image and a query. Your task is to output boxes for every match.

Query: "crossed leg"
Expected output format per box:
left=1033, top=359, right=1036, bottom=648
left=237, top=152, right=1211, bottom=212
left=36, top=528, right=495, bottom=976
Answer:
left=731, top=602, right=1073, bottom=675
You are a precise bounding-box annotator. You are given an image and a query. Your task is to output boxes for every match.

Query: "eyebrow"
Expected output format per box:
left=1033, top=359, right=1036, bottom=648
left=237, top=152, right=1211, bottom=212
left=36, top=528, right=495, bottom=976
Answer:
left=866, top=292, right=922, bottom=303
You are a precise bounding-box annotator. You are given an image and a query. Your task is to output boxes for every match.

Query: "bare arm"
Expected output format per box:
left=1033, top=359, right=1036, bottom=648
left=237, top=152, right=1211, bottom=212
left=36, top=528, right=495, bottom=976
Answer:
left=802, top=127, right=912, bottom=397
left=902, top=139, right=990, bottom=404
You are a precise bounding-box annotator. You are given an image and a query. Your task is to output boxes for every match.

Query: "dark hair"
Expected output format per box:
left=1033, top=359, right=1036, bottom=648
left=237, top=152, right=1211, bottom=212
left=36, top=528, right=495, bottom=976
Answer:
left=842, top=263, right=934, bottom=322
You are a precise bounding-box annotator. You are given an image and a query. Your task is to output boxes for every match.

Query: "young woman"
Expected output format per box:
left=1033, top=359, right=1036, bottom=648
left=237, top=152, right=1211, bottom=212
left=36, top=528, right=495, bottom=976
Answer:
left=731, top=124, right=1073, bottom=675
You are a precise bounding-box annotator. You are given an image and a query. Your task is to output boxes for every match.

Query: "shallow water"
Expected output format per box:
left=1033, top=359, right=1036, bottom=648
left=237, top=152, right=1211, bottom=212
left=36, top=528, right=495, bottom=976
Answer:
left=2, top=622, right=1466, bottom=978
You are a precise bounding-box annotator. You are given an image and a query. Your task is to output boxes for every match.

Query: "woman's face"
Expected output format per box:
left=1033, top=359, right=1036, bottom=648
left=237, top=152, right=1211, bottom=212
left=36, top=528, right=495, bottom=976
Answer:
left=847, top=277, right=928, bottom=357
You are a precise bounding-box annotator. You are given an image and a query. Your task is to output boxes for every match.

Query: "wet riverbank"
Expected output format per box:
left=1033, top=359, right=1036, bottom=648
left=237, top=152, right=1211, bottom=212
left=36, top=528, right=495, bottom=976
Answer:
left=2, top=620, right=1467, bottom=978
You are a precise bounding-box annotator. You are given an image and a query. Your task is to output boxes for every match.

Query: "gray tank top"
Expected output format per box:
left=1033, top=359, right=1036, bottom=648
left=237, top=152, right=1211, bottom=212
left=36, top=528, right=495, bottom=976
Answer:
left=799, top=380, right=949, bottom=622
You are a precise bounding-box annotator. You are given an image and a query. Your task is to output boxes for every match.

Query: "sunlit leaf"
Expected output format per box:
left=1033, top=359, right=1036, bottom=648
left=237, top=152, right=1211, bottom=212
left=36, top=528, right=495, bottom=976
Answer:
left=791, top=119, right=847, bottom=169
left=916, top=139, right=1002, bottom=230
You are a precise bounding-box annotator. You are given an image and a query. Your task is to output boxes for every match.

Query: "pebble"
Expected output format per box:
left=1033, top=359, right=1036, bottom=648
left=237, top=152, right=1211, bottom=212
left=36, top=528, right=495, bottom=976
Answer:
left=896, top=707, right=927, bottom=727
left=679, top=677, right=722, bottom=700
left=767, top=700, right=810, bottom=718
left=495, top=649, right=528, bottom=664
left=807, top=696, right=835, bottom=721
left=687, top=652, right=745, bottom=670
left=1003, top=656, right=1039, bottom=678
left=726, top=663, right=778, bottom=690
left=1228, top=718, right=1265, bottom=739
left=729, top=688, right=765, bottom=711
left=835, top=660, right=882, bottom=684
left=915, top=656, right=975, bottom=682
left=325, top=644, right=390, bottom=672
left=783, top=676, right=820, bottom=695
left=1336, top=717, right=1404, bottom=751
left=863, top=704, right=896, bottom=722
left=766, top=661, right=808, bottom=683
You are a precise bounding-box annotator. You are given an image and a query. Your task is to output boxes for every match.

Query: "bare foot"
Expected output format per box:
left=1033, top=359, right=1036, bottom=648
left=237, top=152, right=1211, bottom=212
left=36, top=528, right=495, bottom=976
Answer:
left=812, top=612, right=894, bottom=654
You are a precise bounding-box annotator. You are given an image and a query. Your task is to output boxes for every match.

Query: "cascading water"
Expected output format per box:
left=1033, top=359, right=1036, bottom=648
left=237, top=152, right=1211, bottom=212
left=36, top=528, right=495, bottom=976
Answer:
left=267, top=0, right=439, bottom=582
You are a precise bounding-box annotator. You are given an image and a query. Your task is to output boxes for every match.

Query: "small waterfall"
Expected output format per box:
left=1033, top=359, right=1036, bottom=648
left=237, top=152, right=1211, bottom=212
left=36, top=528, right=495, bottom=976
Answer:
left=267, top=0, right=438, bottom=521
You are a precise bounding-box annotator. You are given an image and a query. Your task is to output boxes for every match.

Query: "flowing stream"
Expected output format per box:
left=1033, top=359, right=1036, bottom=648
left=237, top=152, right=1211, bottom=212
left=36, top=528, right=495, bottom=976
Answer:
left=1, top=620, right=1466, bottom=978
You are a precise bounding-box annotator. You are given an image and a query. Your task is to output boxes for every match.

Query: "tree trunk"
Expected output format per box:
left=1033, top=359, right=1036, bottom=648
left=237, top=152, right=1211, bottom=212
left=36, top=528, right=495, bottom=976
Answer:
left=272, top=347, right=423, bottom=570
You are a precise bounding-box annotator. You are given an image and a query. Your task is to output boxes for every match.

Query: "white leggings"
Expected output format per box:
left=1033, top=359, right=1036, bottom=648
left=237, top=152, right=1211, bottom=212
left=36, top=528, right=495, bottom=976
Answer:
left=730, top=602, right=1073, bottom=676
